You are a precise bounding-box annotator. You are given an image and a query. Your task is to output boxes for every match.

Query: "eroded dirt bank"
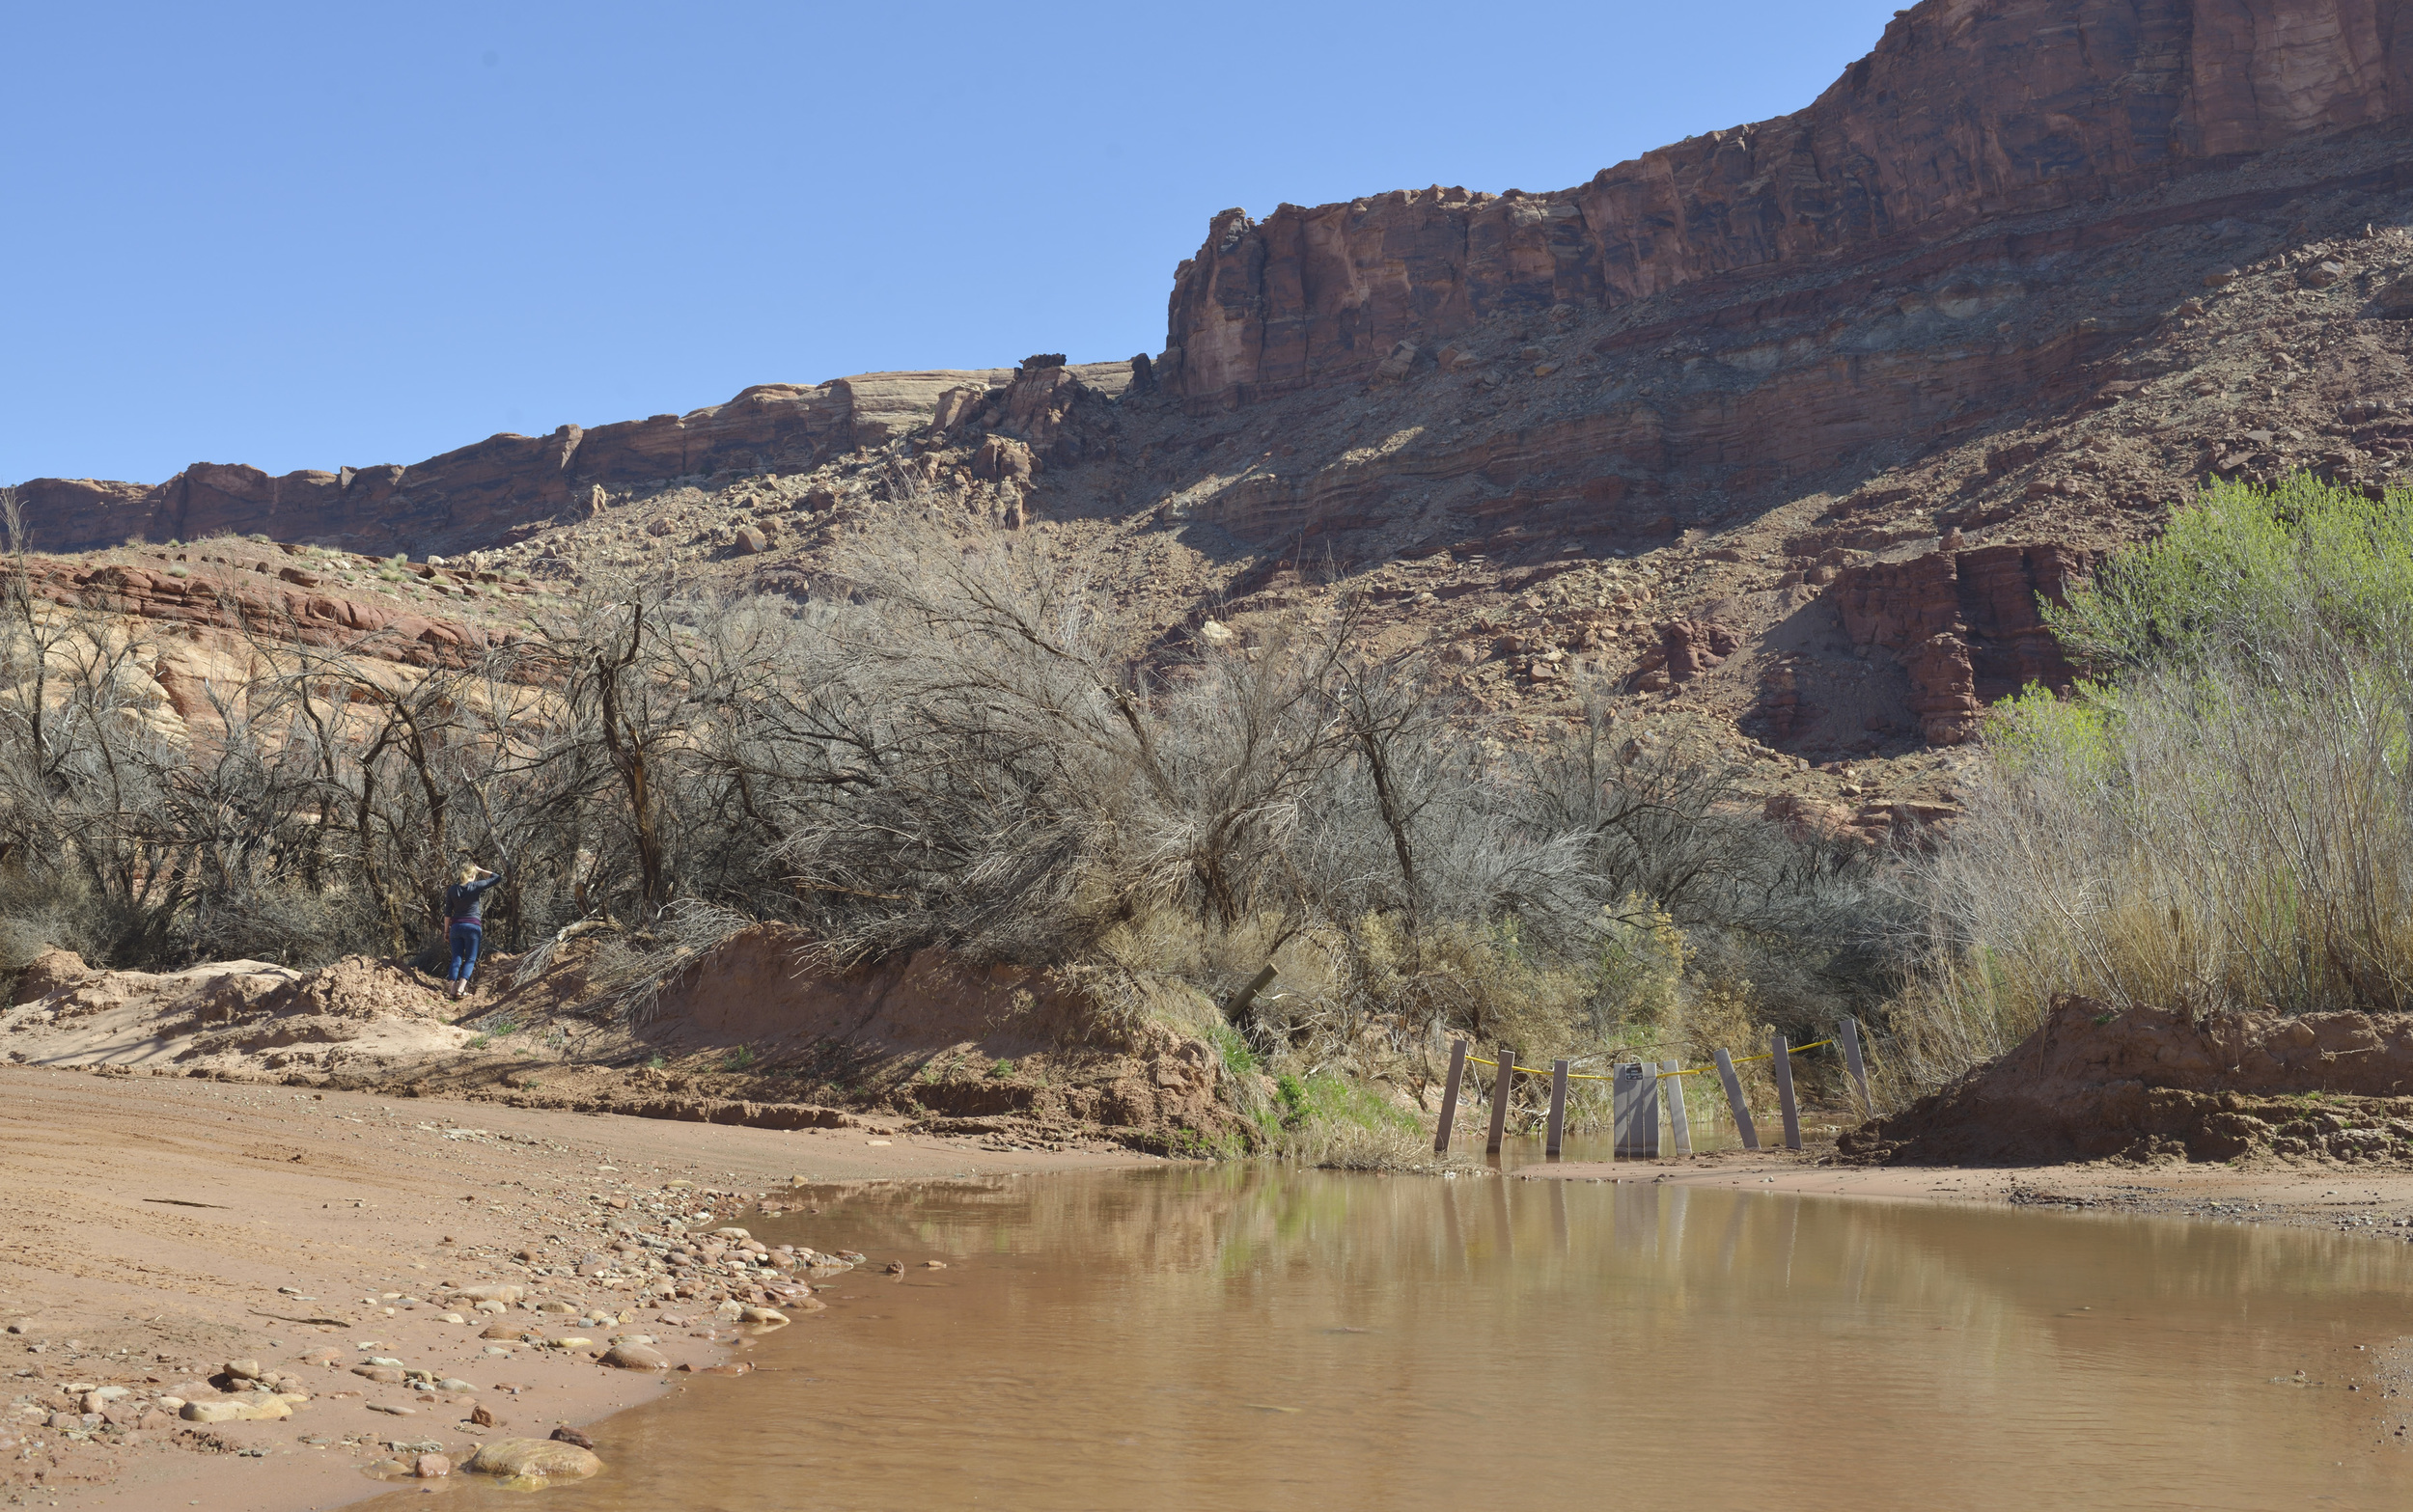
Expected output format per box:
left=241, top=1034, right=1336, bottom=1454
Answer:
left=0, top=1066, right=1148, bottom=1510
left=1840, top=996, right=2413, bottom=1167
left=1, top=929, right=1239, bottom=1158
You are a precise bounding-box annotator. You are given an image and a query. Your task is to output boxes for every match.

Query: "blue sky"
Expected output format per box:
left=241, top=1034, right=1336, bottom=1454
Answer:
left=3, top=2, right=1905, bottom=484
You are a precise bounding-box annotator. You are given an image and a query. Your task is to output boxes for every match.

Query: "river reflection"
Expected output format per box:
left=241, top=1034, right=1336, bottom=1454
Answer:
left=365, top=1165, right=2413, bottom=1511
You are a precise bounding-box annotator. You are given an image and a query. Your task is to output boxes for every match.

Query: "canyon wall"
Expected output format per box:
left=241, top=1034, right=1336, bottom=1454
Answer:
left=10, top=367, right=1136, bottom=557
left=1163, top=0, right=2413, bottom=405
left=15, top=0, right=2413, bottom=783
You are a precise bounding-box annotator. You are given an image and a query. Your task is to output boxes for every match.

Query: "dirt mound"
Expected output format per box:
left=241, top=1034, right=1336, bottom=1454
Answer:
left=624, top=927, right=1234, bottom=1146
left=236, top=953, right=446, bottom=1021
left=1844, top=997, right=2413, bottom=1166
left=1, top=950, right=473, bottom=1077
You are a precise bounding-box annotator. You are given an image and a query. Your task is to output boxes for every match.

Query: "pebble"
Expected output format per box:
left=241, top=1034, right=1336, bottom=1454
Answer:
left=367, top=1403, right=417, bottom=1416
left=413, top=1453, right=452, bottom=1478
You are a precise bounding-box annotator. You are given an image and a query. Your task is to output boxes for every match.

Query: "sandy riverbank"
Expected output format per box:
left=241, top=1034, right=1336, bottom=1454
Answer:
left=0, top=1066, right=1150, bottom=1510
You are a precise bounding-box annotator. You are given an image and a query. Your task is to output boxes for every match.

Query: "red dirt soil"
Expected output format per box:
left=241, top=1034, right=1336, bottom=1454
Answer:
left=1841, top=996, right=2413, bottom=1166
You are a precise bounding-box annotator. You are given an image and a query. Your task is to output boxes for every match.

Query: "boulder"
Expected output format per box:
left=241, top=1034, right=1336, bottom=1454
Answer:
left=464, top=1437, right=603, bottom=1488
left=180, top=1392, right=292, bottom=1424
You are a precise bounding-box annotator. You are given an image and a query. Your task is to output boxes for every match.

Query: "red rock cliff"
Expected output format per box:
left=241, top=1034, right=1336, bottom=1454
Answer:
left=1164, top=0, right=2413, bottom=405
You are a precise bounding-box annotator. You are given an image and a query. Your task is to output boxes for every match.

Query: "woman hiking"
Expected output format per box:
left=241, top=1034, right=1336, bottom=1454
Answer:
left=443, top=861, right=505, bottom=1000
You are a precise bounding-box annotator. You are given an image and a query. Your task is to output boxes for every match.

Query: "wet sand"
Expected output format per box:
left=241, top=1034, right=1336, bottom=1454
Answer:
left=11, top=1065, right=2413, bottom=1509
left=0, top=1065, right=1149, bottom=1510
left=1524, top=1145, right=2413, bottom=1235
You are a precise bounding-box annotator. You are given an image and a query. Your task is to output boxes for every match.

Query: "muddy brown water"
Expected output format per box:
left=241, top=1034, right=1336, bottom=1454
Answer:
left=364, top=1158, right=2413, bottom=1511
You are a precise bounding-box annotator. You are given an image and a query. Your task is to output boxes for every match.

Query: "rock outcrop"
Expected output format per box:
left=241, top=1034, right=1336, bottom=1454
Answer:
left=1826, top=543, right=2095, bottom=742
left=1163, top=0, right=2413, bottom=405
left=14, top=556, right=507, bottom=669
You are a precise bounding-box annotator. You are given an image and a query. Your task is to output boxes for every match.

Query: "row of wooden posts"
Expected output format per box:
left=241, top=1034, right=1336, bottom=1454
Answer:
left=1431, top=1020, right=1874, bottom=1160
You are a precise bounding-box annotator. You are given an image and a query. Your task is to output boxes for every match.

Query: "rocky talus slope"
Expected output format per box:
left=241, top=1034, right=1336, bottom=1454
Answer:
left=16, top=0, right=2413, bottom=831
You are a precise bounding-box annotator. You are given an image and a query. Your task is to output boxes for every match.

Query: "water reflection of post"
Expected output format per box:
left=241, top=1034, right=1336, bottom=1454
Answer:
left=1843, top=1208, right=1872, bottom=1306
left=1489, top=1170, right=1515, bottom=1260
left=1440, top=1178, right=1467, bottom=1275
left=1549, top=1178, right=1568, bottom=1256
left=1716, top=1190, right=1748, bottom=1276
left=1780, top=1194, right=1801, bottom=1289
left=1614, top=1180, right=1660, bottom=1261
left=1665, top=1184, right=1690, bottom=1271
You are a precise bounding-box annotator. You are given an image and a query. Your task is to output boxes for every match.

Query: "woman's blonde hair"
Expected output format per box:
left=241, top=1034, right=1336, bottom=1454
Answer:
left=455, top=863, right=479, bottom=886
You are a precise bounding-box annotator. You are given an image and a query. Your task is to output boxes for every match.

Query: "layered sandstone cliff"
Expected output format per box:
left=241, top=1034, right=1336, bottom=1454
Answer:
left=14, top=364, right=1132, bottom=558
left=1163, top=0, right=2413, bottom=404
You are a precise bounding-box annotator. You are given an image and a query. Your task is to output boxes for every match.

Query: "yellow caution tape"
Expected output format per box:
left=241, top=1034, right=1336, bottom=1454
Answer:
left=1457, top=1036, right=1837, bottom=1084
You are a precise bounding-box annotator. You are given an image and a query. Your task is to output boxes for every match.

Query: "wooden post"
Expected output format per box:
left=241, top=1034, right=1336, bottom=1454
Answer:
left=1770, top=1030, right=1803, bottom=1151
left=1484, top=1046, right=1518, bottom=1157
left=1713, top=1047, right=1760, bottom=1151
left=1613, top=1061, right=1660, bottom=1159
left=1223, top=963, right=1278, bottom=1026
left=1840, top=1016, right=1873, bottom=1116
left=1545, top=1058, right=1569, bottom=1161
left=1433, top=1039, right=1468, bottom=1154
left=1661, top=1060, right=1694, bottom=1157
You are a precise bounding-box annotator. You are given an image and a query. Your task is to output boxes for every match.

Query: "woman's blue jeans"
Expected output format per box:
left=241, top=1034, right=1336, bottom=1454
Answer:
left=447, top=921, right=484, bottom=982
